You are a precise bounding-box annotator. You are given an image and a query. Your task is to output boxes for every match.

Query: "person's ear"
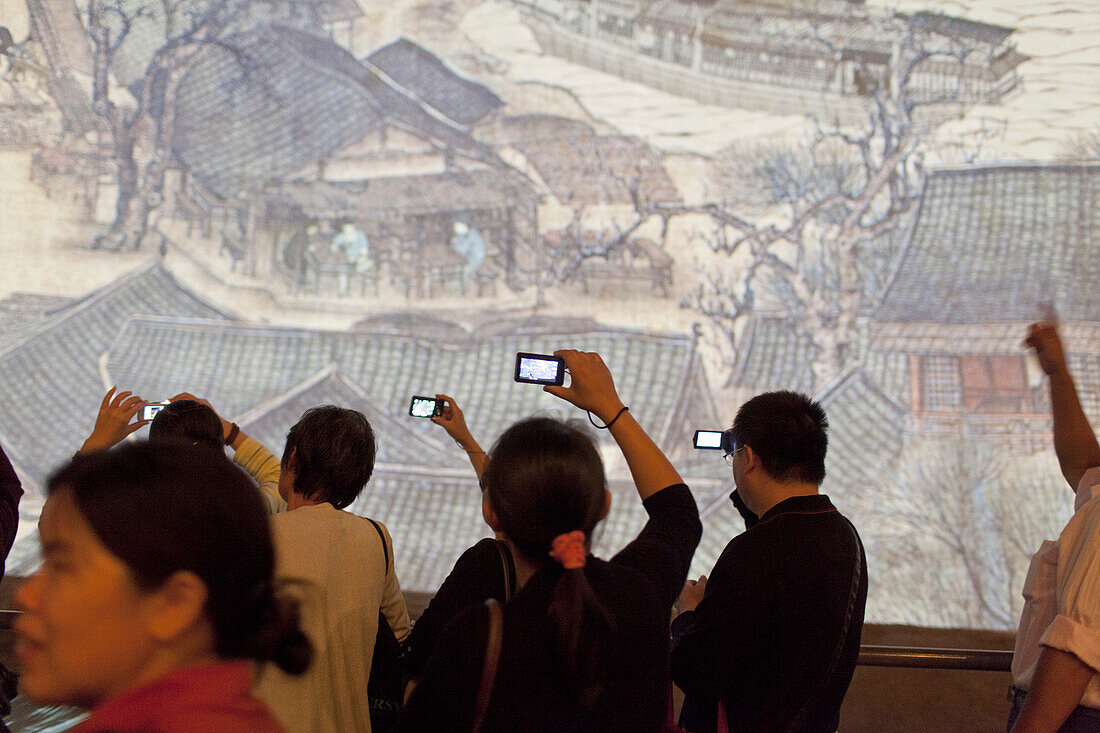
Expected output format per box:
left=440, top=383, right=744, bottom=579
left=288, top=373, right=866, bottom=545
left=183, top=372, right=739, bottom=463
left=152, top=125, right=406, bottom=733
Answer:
left=600, top=490, right=612, bottom=521
left=742, top=445, right=759, bottom=473
left=145, top=570, right=209, bottom=643
left=482, top=495, right=503, bottom=532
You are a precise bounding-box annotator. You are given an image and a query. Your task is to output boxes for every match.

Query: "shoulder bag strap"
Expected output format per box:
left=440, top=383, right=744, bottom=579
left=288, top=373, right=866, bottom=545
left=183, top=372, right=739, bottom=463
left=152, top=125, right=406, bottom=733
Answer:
left=493, top=539, right=515, bottom=602
left=784, top=517, right=864, bottom=733
left=366, top=517, right=390, bottom=574
left=473, top=598, right=503, bottom=733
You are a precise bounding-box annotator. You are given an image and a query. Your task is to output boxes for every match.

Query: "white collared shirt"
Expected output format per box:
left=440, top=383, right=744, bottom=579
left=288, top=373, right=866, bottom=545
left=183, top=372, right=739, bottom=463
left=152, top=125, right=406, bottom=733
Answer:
left=1012, top=467, right=1100, bottom=708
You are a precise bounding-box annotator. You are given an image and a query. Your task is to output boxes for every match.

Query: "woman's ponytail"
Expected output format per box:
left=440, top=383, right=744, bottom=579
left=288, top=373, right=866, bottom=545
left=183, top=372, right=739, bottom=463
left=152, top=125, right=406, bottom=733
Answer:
left=547, top=531, right=614, bottom=709
left=482, top=418, right=613, bottom=708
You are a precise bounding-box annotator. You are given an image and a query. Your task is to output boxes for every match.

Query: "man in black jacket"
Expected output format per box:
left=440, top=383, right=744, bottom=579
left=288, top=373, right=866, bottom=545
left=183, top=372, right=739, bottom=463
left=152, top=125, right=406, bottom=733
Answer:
left=670, top=391, right=867, bottom=733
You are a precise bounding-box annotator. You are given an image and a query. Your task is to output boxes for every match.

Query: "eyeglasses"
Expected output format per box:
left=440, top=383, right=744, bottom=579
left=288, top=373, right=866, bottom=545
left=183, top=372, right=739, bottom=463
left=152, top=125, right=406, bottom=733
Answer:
left=723, top=444, right=745, bottom=466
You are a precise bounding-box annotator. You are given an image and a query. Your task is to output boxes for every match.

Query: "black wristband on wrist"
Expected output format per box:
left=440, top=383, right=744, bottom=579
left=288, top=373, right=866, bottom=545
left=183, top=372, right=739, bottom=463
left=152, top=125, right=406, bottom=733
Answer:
left=225, top=423, right=240, bottom=446
left=588, top=406, right=629, bottom=430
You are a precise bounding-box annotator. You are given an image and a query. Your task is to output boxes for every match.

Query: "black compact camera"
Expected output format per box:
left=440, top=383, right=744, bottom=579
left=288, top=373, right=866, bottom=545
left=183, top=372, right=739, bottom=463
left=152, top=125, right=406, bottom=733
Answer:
left=514, top=352, right=565, bottom=386
left=693, top=430, right=724, bottom=450
left=409, top=396, right=443, bottom=418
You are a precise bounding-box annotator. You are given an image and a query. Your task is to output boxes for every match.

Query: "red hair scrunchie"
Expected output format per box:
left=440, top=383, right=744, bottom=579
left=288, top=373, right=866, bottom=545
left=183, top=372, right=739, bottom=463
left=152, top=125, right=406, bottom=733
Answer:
left=549, top=530, right=587, bottom=569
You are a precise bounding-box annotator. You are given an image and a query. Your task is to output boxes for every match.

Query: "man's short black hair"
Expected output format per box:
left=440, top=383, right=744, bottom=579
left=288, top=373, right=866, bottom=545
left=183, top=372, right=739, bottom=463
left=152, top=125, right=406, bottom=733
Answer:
left=731, top=391, right=828, bottom=485
left=282, top=405, right=375, bottom=510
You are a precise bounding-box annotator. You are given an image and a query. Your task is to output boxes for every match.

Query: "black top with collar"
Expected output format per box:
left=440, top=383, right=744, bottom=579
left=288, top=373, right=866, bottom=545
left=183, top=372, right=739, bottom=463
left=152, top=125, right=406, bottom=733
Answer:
left=670, top=491, right=867, bottom=733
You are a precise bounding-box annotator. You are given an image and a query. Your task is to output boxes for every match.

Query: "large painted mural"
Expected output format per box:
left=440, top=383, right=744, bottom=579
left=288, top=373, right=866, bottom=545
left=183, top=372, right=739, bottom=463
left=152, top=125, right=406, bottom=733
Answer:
left=1, top=0, right=1099, bottom=637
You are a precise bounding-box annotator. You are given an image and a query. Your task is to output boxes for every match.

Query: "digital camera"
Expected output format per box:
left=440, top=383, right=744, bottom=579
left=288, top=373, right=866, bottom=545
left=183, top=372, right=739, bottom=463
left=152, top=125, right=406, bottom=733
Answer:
left=409, top=396, right=443, bottom=418
left=514, top=352, right=565, bottom=386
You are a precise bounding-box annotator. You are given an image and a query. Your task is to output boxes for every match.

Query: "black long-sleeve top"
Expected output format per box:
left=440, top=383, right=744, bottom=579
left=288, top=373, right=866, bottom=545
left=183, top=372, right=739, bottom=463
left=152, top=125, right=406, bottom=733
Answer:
left=397, top=483, right=701, bottom=732
left=402, top=538, right=515, bottom=679
left=670, top=491, right=867, bottom=733
left=0, top=445, right=22, bottom=569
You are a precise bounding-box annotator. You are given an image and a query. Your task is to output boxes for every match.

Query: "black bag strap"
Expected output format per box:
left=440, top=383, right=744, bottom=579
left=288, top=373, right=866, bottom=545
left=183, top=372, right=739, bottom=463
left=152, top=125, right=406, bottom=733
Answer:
left=493, top=539, right=515, bottom=602
left=367, top=517, right=390, bottom=574
left=473, top=598, right=503, bottom=733
left=784, top=517, right=863, bottom=732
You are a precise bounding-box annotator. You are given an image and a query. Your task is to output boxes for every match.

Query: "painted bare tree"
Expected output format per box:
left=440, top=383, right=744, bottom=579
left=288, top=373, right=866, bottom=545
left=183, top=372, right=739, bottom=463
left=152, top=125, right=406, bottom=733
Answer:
left=85, top=0, right=324, bottom=250
left=533, top=133, right=679, bottom=290
left=865, top=435, right=1068, bottom=628
left=683, top=14, right=991, bottom=390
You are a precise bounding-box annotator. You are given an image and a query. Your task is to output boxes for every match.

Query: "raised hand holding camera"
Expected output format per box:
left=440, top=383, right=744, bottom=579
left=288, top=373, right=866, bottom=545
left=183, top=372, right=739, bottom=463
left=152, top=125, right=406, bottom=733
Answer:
left=428, top=394, right=486, bottom=479
left=542, top=350, right=625, bottom=425
left=79, top=387, right=150, bottom=454
left=545, top=349, right=680, bottom=502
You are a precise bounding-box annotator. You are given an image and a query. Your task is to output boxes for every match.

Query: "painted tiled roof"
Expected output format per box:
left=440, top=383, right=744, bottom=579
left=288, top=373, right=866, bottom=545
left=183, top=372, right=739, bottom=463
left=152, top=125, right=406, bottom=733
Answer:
left=171, top=24, right=386, bottom=197
left=518, top=133, right=681, bottom=205
left=0, top=263, right=714, bottom=592
left=875, top=164, right=1100, bottom=324
left=730, top=315, right=817, bottom=395
left=907, top=11, right=1014, bottom=46
left=172, top=24, right=495, bottom=196
left=0, top=292, right=71, bottom=351
left=0, top=263, right=231, bottom=484
left=638, top=0, right=723, bottom=30
left=817, top=367, right=907, bottom=502
left=861, top=347, right=911, bottom=410
left=488, top=114, right=597, bottom=148
left=271, top=167, right=537, bottom=219
left=96, top=312, right=711, bottom=589
left=103, top=315, right=702, bottom=453
left=365, top=38, right=504, bottom=127
left=235, top=365, right=462, bottom=469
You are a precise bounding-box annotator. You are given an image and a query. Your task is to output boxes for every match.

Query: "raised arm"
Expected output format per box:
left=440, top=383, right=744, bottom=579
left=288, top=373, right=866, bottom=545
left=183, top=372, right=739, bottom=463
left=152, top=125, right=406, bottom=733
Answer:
left=78, top=387, right=149, bottom=454
left=1026, top=322, right=1100, bottom=492
left=544, top=349, right=682, bottom=501
left=431, top=394, right=487, bottom=479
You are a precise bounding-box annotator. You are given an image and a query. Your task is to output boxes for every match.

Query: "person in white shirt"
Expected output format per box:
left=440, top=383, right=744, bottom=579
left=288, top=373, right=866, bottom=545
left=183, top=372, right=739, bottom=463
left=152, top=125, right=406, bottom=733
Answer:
left=1010, top=319, right=1100, bottom=733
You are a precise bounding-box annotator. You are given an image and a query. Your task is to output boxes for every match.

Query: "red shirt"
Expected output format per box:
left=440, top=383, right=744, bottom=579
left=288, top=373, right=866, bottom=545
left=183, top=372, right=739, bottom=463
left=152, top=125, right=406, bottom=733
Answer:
left=71, top=661, right=285, bottom=733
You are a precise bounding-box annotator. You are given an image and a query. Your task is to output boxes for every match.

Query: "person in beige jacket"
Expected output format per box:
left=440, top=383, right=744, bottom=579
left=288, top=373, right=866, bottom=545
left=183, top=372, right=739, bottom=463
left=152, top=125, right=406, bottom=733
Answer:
left=238, top=404, right=410, bottom=733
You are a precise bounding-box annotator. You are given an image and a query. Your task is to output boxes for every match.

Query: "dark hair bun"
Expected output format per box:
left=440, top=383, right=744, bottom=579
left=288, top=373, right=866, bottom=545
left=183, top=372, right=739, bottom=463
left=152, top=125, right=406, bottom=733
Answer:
left=268, top=597, right=313, bottom=675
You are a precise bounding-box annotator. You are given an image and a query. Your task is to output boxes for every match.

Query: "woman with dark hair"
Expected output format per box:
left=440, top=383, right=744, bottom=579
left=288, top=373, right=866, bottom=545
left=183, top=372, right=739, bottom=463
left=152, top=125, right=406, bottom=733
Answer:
left=147, top=398, right=224, bottom=451
left=14, top=441, right=311, bottom=732
left=398, top=350, right=702, bottom=732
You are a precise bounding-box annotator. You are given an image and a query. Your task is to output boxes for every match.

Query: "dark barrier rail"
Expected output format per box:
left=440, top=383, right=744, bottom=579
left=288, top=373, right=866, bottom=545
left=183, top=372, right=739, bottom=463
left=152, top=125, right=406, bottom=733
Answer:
left=858, top=644, right=1013, bottom=671
left=0, top=609, right=1014, bottom=672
